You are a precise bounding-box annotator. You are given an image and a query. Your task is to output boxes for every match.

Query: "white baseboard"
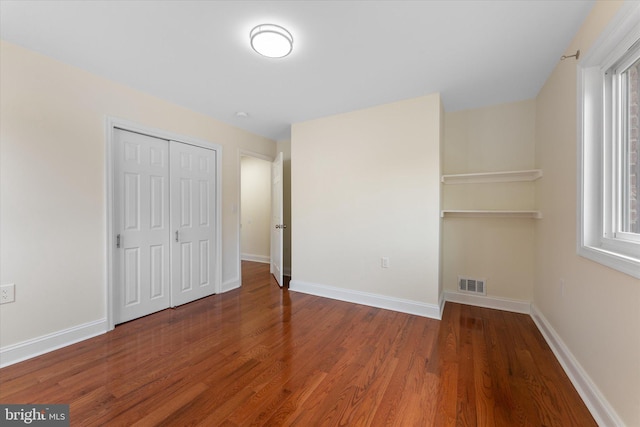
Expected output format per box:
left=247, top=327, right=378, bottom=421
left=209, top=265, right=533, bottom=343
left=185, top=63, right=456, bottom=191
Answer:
left=530, top=305, right=624, bottom=427
left=289, top=280, right=442, bottom=320
left=221, top=278, right=240, bottom=292
left=241, top=253, right=270, bottom=264
left=0, top=318, right=108, bottom=368
left=444, top=291, right=531, bottom=314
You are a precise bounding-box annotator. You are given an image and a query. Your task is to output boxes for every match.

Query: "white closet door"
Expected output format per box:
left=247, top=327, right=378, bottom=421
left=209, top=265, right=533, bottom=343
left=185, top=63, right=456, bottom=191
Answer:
left=114, top=129, right=171, bottom=324
left=170, top=141, right=218, bottom=306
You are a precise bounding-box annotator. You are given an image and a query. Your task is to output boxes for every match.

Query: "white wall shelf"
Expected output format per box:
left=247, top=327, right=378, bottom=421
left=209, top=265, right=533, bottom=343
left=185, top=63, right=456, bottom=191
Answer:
left=441, top=210, right=542, bottom=219
left=441, top=169, right=543, bottom=184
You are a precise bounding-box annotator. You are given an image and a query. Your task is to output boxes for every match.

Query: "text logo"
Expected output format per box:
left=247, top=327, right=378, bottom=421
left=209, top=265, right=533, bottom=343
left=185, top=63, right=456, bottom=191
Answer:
left=1, top=405, right=69, bottom=426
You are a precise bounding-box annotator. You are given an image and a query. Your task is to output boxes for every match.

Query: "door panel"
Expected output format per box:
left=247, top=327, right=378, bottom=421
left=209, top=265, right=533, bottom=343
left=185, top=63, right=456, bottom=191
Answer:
left=150, top=245, right=165, bottom=298
left=123, top=173, right=140, bottom=230
left=199, top=181, right=209, bottom=226
left=181, top=178, right=192, bottom=227
left=200, top=240, right=210, bottom=285
left=123, top=247, right=140, bottom=306
left=150, top=176, right=165, bottom=229
left=180, top=242, right=193, bottom=291
left=170, top=141, right=218, bottom=306
left=114, top=129, right=171, bottom=324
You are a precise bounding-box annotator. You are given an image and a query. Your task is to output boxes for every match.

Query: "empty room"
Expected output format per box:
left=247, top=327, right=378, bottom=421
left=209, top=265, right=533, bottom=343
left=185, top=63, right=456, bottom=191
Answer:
left=1, top=1, right=639, bottom=426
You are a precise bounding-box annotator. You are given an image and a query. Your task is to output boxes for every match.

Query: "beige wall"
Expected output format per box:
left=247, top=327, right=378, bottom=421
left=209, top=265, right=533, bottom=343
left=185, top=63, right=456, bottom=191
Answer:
left=0, top=41, right=275, bottom=347
left=535, top=1, right=639, bottom=425
left=240, top=156, right=271, bottom=261
left=443, top=100, right=536, bottom=301
left=291, top=94, right=442, bottom=306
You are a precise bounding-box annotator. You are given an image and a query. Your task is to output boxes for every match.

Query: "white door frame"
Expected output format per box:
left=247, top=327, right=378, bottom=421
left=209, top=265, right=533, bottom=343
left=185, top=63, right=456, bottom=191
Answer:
left=236, top=149, right=275, bottom=288
left=270, top=152, right=284, bottom=287
left=105, top=116, right=222, bottom=330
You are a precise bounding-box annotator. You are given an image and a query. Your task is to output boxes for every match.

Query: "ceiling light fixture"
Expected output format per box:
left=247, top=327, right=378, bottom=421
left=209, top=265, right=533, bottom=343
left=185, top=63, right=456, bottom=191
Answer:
left=250, top=24, right=293, bottom=58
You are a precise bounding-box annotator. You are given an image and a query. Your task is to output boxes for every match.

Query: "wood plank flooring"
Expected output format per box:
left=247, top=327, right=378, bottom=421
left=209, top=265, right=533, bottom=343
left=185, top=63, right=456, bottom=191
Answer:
left=0, top=261, right=596, bottom=426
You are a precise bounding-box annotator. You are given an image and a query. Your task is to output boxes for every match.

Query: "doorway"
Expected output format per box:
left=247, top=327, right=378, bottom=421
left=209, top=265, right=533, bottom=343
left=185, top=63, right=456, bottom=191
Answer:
left=240, top=155, right=272, bottom=265
left=238, top=150, right=286, bottom=287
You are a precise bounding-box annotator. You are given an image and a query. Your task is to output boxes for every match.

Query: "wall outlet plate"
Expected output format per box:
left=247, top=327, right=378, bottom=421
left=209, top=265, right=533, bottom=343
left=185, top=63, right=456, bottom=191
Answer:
left=1, top=283, right=15, bottom=304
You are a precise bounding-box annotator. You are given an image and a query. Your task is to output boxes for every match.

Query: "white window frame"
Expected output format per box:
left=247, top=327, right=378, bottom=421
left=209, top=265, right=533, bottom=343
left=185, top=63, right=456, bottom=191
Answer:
left=578, top=1, right=640, bottom=279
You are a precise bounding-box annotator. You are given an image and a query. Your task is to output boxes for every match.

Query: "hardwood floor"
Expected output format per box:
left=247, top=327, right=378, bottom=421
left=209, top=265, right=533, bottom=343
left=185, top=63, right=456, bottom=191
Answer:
left=0, top=261, right=596, bottom=426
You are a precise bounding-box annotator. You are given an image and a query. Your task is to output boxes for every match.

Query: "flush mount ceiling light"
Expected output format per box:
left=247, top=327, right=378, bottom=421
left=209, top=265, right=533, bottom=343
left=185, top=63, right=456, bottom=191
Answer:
left=250, top=24, right=293, bottom=58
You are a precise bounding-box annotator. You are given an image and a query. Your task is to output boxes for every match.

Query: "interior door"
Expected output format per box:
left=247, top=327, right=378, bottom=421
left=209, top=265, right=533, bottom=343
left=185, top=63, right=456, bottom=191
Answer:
left=170, top=141, right=218, bottom=306
left=271, top=152, right=284, bottom=287
left=114, top=129, right=171, bottom=324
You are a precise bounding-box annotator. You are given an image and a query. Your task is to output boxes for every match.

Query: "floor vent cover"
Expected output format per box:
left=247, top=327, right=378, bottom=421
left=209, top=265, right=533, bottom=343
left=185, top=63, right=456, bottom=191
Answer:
left=458, top=276, right=487, bottom=295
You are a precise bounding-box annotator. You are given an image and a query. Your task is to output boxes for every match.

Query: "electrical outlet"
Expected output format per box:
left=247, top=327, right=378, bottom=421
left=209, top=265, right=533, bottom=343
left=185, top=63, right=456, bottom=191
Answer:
left=1, top=284, right=15, bottom=304
left=381, top=257, right=390, bottom=268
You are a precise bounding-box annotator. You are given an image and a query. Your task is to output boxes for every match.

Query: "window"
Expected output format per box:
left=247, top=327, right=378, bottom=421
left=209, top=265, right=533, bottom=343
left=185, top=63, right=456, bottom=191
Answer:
left=617, top=55, right=640, bottom=236
left=578, top=2, right=640, bottom=279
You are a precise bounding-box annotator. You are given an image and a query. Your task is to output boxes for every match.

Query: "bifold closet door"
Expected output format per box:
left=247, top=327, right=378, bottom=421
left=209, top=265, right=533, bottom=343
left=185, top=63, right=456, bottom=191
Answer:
left=170, top=141, right=217, bottom=306
left=114, top=129, right=171, bottom=324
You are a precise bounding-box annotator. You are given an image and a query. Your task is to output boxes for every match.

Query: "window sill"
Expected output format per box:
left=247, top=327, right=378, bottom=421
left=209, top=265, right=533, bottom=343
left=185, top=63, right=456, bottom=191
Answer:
left=578, top=244, right=640, bottom=279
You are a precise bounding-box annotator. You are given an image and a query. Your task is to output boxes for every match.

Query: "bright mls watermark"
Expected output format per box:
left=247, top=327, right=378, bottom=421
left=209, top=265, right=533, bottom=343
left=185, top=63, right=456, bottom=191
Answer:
left=1, top=405, right=69, bottom=426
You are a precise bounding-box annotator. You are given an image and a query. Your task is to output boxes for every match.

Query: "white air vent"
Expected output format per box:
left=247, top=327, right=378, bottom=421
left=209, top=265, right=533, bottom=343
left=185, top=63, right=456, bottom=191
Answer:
left=458, top=276, right=487, bottom=295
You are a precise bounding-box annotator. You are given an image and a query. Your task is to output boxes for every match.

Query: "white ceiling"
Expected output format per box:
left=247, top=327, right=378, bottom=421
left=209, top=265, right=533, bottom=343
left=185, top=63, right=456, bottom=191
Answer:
left=0, top=0, right=594, bottom=141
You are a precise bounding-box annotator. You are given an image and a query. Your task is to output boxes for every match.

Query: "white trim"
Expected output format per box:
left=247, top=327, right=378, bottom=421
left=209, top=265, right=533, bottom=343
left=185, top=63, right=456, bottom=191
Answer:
left=105, top=116, right=223, bottom=329
left=289, top=280, right=442, bottom=320
left=241, top=253, right=270, bottom=264
left=530, top=305, right=625, bottom=427
left=105, top=118, right=116, bottom=330
left=0, top=319, right=108, bottom=368
left=444, top=291, right=531, bottom=314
